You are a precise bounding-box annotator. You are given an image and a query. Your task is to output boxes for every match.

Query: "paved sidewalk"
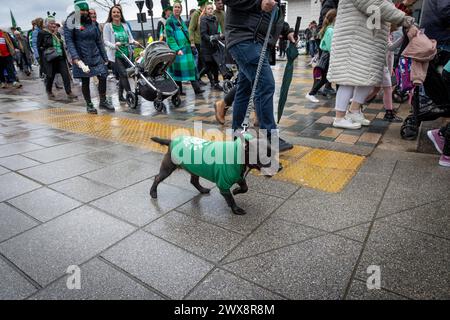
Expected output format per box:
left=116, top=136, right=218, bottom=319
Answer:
left=0, top=108, right=449, bottom=300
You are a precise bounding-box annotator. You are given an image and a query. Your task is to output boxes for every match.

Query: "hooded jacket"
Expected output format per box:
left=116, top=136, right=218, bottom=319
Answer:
left=318, top=0, right=339, bottom=29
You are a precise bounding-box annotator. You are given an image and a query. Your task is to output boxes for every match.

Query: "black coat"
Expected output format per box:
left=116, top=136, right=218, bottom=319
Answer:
left=318, top=0, right=339, bottom=29
left=37, top=30, right=67, bottom=76
left=200, top=15, right=220, bottom=62
left=420, top=0, right=450, bottom=46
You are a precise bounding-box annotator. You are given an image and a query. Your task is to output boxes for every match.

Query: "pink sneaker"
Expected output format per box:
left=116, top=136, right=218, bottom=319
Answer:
left=427, top=129, right=444, bottom=154
left=439, top=155, right=450, bottom=167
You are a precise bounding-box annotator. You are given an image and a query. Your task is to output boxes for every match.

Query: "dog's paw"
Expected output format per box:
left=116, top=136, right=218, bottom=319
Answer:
left=199, top=187, right=211, bottom=194
left=149, top=189, right=158, bottom=199
left=232, top=206, right=247, bottom=215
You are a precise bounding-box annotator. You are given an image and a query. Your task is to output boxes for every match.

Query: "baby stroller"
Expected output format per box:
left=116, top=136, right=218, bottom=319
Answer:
left=213, top=39, right=236, bottom=94
left=121, top=41, right=181, bottom=112
left=400, top=48, right=450, bottom=140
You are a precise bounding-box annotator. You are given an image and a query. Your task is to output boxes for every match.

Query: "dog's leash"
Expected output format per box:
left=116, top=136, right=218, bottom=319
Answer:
left=241, top=6, right=279, bottom=134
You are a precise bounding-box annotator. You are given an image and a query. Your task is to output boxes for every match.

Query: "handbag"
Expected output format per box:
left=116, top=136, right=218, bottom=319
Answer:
left=44, top=47, right=59, bottom=62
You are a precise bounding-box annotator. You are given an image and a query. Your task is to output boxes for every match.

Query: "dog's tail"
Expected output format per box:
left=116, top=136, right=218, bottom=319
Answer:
left=151, top=137, right=171, bottom=146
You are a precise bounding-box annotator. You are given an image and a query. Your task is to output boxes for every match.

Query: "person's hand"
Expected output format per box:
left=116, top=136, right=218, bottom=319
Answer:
left=261, top=0, right=276, bottom=12
left=115, top=42, right=122, bottom=47
left=287, top=32, right=296, bottom=44
left=76, top=60, right=90, bottom=73
left=133, top=40, right=141, bottom=47
left=177, top=50, right=184, bottom=56
left=402, top=16, right=415, bottom=28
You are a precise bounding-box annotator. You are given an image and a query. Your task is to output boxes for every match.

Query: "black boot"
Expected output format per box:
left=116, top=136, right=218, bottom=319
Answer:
left=176, top=81, right=186, bottom=96
left=86, top=102, right=98, bottom=114
left=383, top=110, right=402, bottom=122
left=191, top=81, right=205, bottom=95
left=118, top=84, right=126, bottom=102
left=99, top=96, right=115, bottom=111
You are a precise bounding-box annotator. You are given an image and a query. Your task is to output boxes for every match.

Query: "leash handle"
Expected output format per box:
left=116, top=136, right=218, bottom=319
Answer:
left=241, top=6, right=279, bottom=131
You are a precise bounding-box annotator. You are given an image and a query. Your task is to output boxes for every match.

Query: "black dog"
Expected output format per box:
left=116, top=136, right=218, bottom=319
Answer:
left=150, top=135, right=280, bottom=215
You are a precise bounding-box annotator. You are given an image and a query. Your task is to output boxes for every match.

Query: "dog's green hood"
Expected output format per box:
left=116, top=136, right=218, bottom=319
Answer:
left=170, top=135, right=245, bottom=193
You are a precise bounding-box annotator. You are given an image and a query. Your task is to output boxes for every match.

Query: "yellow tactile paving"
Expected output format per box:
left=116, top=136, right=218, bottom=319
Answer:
left=8, top=108, right=365, bottom=193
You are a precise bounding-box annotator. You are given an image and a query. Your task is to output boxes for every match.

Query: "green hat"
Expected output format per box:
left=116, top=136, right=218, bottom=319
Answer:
left=74, top=0, right=90, bottom=11
left=197, top=0, right=208, bottom=6
left=173, top=0, right=182, bottom=4
left=161, top=0, right=173, bottom=11
left=46, top=11, right=56, bottom=23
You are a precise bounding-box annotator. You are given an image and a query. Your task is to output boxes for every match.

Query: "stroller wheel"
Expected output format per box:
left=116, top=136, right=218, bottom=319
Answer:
left=223, top=80, right=233, bottom=94
left=171, top=94, right=182, bottom=108
left=154, top=101, right=165, bottom=112
left=126, top=92, right=139, bottom=109
left=400, top=115, right=419, bottom=140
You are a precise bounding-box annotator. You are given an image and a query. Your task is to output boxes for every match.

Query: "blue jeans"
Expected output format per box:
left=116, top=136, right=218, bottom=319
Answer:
left=228, top=40, right=276, bottom=132
left=308, top=40, right=317, bottom=57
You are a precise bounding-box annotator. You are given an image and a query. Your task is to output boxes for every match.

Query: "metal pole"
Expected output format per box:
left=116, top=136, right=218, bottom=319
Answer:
left=150, top=13, right=155, bottom=41
left=185, top=0, right=189, bottom=20
left=140, top=18, right=146, bottom=46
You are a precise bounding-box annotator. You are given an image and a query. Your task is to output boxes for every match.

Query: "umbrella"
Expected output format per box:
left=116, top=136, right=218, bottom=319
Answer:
left=10, top=10, right=17, bottom=29
left=277, top=41, right=299, bottom=123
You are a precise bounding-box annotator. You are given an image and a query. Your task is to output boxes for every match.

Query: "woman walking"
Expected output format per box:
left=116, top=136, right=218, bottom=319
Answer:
left=327, top=0, right=414, bottom=129
left=200, top=2, right=223, bottom=91
left=165, top=0, right=204, bottom=96
left=64, top=0, right=114, bottom=114
left=103, top=5, right=140, bottom=103
left=38, top=13, right=76, bottom=101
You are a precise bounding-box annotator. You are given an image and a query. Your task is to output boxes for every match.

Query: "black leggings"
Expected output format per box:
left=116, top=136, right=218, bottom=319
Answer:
left=46, top=57, right=72, bottom=94
left=81, top=76, right=107, bottom=104
left=440, top=123, right=450, bottom=156
left=224, top=85, right=237, bottom=106
left=113, top=57, right=131, bottom=93
left=204, top=60, right=219, bottom=83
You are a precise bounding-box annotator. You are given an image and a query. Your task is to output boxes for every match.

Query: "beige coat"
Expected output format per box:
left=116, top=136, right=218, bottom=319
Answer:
left=327, top=0, right=405, bottom=86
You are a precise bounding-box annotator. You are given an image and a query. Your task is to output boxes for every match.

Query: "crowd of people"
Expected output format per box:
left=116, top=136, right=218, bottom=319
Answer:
left=0, top=0, right=449, bottom=166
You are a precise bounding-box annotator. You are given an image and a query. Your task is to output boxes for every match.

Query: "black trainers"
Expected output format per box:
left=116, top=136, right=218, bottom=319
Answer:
left=383, top=110, right=402, bottom=122
left=99, top=97, right=115, bottom=111
left=278, top=138, right=294, bottom=152
left=213, top=83, right=224, bottom=91
left=198, top=79, right=208, bottom=86
left=86, top=102, right=98, bottom=114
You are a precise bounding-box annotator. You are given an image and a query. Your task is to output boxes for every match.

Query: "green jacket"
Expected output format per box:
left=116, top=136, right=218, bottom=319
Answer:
left=214, top=10, right=225, bottom=34
left=320, top=26, right=334, bottom=52
left=170, top=136, right=245, bottom=193
left=188, top=9, right=202, bottom=45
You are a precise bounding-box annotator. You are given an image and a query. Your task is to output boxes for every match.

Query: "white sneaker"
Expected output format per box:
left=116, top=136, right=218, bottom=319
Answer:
left=333, top=117, right=361, bottom=129
left=12, top=81, right=22, bottom=88
left=305, top=93, right=319, bottom=103
left=346, top=111, right=371, bottom=126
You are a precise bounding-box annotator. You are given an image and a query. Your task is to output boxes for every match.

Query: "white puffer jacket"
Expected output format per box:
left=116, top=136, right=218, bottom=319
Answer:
left=327, top=0, right=405, bottom=86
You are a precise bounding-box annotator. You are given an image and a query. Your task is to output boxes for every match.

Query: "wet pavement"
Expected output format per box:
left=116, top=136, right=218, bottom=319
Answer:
left=0, top=56, right=449, bottom=300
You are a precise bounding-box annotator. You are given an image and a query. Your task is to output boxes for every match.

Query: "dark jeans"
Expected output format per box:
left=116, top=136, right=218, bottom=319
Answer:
left=229, top=40, right=276, bottom=132
left=309, top=70, right=329, bottom=96
left=113, top=57, right=131, bottom=93
left=81, top=76, right=107, bottom=104
left=0, top=55, right=16, bottom=83
left=46, top=57, right=72, bottom=94
left=204, top=60, right=219, bottom=83
left=440, top=123, right=450, bottom=156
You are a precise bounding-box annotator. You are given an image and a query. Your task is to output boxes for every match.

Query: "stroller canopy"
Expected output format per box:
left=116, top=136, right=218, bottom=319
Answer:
left=143, top=41, right=177, bottom=76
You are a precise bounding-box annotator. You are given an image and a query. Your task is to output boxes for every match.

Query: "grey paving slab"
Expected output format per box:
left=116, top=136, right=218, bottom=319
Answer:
left=0, top=166, right=9, bottom=175
left=0, top=155, right=41, bottom=171
left=18, top=156, right=103, bottom=185
left=29, top=136, right=73, bottom=147
left=0, top=142, right=43, bottom=157
left=341, top=172, right=390, bottom=200
left=82, top=159, right=159, bottom=189
left=59, top=133, right=90, bottom=142
left=223, top=218, right=324, bottom=263
left=105, top=144, right=151, bottom=157
left=289, top=187, right=331, bottom=201
left=223, top=234, right=361, bottom=299
left=8, top=188, right=82, bottom=222
left=334, top=223, right=371, bottom=242
left=73, top=137, right=117, bottom=149
left=245, top=174, right=300, bottom=199
left=92, top=180, right=196, bottom=226
left=377, top=199, right=450, bottom=239
left=0, top=206, right=135, bottom=286
left=31, top=258, right=163, bottom=300
left=356, top=221, right=450, bottom=299
left=22, top=142, right=95, bottom=163
left=78, top=149, right=133, bottom=165
left=177, top=189, right=285, bottom=235
left=358, top=157, right=397, bottom=177
left=0, top=258, right=37, bottom=300
left=102, top=231, right=214, bottom=299
left=346, top=280, right=408, bottom=300
left=133, top=151, right=165, bottom=165
left=0, top=172, right=41, bottom=202
left=145, top=211, right=243, bottom=262
left=0, top=203, right=39, bottom=242
left=273, top=195, right=378, bottom=232
left=187, top=269, right=284, bottom=300
left=49, top=176, right=117, bottom=203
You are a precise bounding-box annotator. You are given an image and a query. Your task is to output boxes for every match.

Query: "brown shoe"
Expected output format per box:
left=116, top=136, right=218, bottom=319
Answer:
left=47, top=92, right=56, bottom=100
left=214, top=100, right=226, bottom=125
left=67, top=92, right=78, bottom=100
